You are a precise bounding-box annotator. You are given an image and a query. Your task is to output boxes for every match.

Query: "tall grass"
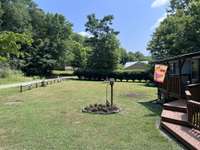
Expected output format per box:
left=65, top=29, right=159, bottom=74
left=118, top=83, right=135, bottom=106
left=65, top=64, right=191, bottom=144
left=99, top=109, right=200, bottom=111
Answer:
left=0, top=66, right=38, bottom=84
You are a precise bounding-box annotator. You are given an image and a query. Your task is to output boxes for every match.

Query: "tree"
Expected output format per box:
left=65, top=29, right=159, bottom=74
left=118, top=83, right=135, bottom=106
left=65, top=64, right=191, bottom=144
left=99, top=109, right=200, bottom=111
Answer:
left=85, top=14, right=120, bottom=71
left=22, top=11, right=73, bottom=76
left=70, top=42, right=89, bottom=69
left=118, top=48, right=128, bottom=65
left=168, top=0, right=190, bottom=13
left=126, top=51, right=147, bottom=62
left=0, top=0, right=74, bottom=76
left=0, top=0, right=32, bottom=32
left=0, top=31, right=32, bottom=62
left=147, top=0, right=200, bottom=60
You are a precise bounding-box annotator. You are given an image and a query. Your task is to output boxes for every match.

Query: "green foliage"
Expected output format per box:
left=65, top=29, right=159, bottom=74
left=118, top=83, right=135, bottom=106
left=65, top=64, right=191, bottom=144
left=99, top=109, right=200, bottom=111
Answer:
left=0, top=63, right=35, bottom=84
left=70, top=41, right=90, bottom=69
left=118, top=48, right=128, bottom=65
left=127, top=51, right=149, bottom=62
left=0, top=0, right=150, bottom=76
left=0, top=0, right=32, bottom=32
left=22, top=10, right=72, bottom=76
left=85, top=14, right=120, bottom=71
left=0, top=0, right=73, bottom=76
left=148, top=0, right=200, bottom=60
left=74, top=69, right=152, bottom=82
left=0, top=31, right=32, bottom=62
left=118, top=49, right=150, bottom=64
left=64, top=33, right=91, bottom=69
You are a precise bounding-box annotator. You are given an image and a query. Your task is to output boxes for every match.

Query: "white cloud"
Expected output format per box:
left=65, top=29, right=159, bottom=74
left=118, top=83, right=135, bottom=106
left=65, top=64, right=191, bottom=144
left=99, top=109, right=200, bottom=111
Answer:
left=151, top=13, right=167, bottom=30
left=151, top=0, right=169, bottom=8
left=78, top=31, right=93, bottom=38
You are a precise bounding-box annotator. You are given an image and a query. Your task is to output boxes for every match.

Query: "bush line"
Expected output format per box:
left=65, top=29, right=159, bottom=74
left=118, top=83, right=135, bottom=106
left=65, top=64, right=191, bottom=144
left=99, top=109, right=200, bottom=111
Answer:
left=74, top=69, right=153, bottom=82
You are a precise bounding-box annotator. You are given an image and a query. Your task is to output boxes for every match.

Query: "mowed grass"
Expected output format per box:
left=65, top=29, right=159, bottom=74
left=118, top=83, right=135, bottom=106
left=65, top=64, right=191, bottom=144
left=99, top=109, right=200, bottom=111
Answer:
left=0, top=80, right=180, bottom=150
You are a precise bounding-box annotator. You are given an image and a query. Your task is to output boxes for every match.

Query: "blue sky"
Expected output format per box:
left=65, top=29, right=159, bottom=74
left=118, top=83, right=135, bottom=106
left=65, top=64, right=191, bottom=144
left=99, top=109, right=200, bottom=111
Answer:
left=34, top=0, right=169, bottom=55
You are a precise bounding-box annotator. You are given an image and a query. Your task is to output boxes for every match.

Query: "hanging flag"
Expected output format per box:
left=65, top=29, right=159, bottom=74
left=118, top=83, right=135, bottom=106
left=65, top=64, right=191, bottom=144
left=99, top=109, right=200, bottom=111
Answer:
left=154, top=64, right=168, bottom=83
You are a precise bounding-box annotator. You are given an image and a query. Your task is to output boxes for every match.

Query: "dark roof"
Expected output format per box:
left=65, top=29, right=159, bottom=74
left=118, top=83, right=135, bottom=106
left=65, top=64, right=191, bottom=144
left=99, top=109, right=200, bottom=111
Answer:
left=152, top=51, right=200, bottom=64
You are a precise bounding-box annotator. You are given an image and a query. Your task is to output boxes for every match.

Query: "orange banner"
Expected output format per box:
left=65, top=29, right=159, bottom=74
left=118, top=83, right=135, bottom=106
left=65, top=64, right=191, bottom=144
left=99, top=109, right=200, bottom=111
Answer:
left=154, top=64, right=168, bottom=83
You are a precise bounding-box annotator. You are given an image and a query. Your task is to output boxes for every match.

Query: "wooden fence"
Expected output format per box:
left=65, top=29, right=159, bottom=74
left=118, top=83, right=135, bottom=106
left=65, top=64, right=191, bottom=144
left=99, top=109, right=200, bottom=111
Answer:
left=19, top=77, right=72, bottom=92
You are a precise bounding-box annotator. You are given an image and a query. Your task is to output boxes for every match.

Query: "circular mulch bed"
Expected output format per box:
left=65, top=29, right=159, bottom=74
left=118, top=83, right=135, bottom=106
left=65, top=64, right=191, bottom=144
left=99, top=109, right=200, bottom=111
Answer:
left=82, top=103, right=120, bottom=115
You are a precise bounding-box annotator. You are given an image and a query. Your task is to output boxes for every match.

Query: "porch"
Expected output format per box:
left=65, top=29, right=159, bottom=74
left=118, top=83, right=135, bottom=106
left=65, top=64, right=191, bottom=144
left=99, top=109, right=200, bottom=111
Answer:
left=155, top=51, right=200, bottom=101
left=155, top=52, right=200, bottom=149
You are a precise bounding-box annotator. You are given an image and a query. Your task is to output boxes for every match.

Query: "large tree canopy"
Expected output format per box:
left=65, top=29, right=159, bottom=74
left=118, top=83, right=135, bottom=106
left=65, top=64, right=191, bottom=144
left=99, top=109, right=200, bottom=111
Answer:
left=148, top=0, right=200, bottom=60
left=85, top=14, right=120, bottom=71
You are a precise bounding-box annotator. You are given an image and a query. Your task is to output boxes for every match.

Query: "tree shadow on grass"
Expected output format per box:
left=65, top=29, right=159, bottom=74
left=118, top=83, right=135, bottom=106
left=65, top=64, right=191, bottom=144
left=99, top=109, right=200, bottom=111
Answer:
left=138, top=99, right=162, bottom=117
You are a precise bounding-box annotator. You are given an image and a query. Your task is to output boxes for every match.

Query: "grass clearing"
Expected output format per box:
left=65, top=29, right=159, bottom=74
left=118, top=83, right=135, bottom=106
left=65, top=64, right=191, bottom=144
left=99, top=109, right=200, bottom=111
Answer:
left=52, top=69, right=74, bottom=77
left=0, top=80, right=180, bottom=150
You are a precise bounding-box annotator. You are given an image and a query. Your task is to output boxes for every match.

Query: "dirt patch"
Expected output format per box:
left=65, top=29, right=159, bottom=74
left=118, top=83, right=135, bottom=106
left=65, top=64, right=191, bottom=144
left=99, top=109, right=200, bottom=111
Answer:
left=4, top=100, right=23, bottom=106
left=0, top=129, right=6, bottom=136
left=126, top=93, right=144, bottom=98
left=60, top=111, right=67, bottom=114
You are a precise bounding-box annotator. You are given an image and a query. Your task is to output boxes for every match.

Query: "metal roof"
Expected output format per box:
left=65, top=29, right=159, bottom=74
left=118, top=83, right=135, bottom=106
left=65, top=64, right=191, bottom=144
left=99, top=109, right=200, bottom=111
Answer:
left=124, top=61, right=149, bottom=68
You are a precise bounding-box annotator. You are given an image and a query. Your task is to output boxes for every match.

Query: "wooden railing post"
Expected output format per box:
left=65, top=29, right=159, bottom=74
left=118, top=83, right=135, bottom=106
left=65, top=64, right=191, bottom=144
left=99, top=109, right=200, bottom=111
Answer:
left=20, top=85, right=23, bottom=92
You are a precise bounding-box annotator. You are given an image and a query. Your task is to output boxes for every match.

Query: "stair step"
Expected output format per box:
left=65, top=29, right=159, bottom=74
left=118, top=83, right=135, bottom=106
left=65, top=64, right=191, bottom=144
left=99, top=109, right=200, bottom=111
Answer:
left=161, top=110, right=189, bottom=126
left=163, top=100, right=187, bottom=113
left=161, top=121, right=200, bottom=150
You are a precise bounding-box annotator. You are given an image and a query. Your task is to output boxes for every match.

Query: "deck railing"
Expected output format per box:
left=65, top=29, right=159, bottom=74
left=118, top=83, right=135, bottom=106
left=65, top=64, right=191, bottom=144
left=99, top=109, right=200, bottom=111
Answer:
left=186, top=83, right=200, bottom=130
left=186, top=83, right=200, bottom=101
left=159, top=74, right=190, bottom=98
left=159, top=75, right=181, bottom=98
left=187, top=100, right=200, bottom=130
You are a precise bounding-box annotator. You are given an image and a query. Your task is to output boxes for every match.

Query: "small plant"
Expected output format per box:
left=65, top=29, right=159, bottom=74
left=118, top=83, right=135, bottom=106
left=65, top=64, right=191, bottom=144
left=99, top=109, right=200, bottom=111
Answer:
left=82, top=79, right=120, bottom=115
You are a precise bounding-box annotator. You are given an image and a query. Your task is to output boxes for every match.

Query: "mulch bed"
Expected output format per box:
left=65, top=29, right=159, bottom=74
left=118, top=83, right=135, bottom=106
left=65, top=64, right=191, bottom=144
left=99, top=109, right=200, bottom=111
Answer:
left=82, top=103, right=120, bottom=115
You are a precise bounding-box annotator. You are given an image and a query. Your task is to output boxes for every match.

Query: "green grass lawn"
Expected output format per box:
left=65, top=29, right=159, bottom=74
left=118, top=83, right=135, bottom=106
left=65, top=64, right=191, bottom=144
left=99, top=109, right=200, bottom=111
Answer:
left=52, top=69, right=74, bottom=77
left=0, top=80, right=181, bottom=150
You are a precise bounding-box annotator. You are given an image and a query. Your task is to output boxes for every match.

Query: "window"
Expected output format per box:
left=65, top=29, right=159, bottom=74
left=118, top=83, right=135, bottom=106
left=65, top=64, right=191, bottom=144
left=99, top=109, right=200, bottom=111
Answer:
left=192, top=59, right=199, bottom=82
left=170, top=62, right=177, bottom=74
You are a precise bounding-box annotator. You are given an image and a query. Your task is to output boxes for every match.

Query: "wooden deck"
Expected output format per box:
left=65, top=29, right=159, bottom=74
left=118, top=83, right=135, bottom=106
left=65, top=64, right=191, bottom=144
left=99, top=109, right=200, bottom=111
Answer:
left=160, top=100, right=200, bottom=150
left=163, top=99, right=187, bottom=113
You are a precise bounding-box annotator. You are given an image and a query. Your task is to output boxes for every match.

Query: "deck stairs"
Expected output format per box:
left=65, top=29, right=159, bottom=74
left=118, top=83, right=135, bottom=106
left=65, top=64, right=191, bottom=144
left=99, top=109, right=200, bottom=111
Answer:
left=160, top=100, right=200, bottom=150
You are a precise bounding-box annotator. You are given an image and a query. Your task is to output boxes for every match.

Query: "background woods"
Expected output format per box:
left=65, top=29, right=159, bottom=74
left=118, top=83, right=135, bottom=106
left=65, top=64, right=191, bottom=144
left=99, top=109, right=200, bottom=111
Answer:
left=0, top=0, right=150, bottom=77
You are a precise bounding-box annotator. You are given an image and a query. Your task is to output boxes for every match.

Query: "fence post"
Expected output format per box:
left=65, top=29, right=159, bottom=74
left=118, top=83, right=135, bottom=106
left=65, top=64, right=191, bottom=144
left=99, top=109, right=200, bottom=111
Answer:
left=28, top=84, right=32, bottom=90
left=41, top=80, right=46, bottom=87
left=20, top=85, right=23, bottom=92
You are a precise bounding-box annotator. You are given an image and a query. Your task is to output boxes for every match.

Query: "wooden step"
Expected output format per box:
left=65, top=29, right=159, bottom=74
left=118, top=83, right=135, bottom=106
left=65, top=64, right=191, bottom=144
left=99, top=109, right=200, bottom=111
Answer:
left=161, top=121, right=200, bottom=150
left=163, top=100, right=187, bottom=113
left=161, top=110, right=189, bottom=126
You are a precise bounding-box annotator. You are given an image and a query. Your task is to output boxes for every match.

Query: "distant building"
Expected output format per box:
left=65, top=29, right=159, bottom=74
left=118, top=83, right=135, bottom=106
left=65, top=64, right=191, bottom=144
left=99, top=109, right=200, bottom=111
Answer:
left=124, top=61, right=149, bottom=70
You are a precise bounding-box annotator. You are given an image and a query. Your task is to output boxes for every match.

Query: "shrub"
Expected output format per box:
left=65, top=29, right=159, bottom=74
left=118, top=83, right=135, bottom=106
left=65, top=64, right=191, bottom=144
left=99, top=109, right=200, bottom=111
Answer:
left=74, top=69, right=152, bottom=82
